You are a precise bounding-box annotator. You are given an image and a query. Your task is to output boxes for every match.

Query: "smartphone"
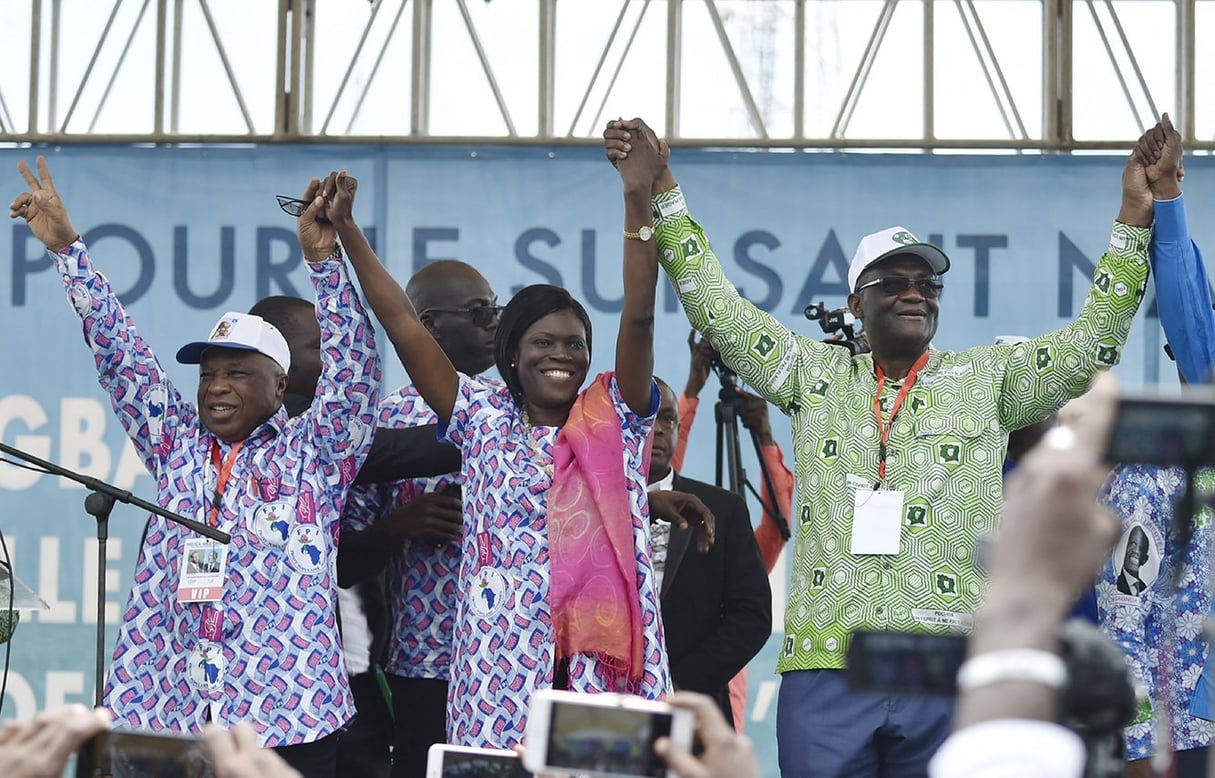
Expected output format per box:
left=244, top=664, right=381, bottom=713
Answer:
left=845, top=630, right=968, bottom=696
left=75, top=729, right=213, bottom=778
left=522, top=689, right=694, bottom=778
left=1104, top=390, right=1215, bottom=468
left=425, top=743, right=532, bottom=777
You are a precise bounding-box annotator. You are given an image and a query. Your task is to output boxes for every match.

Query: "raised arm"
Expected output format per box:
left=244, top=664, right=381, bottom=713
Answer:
left=1137, top=113, right=1215, bottom=383
left=605, top=120, right=842, bottom=414
left=995, top=145, right=1152, bottom=430
left=12, top=156, right=194, bottom=474
left=323, top=172, right=460, bottom=423
left=611, top=120, right=665, bottom=414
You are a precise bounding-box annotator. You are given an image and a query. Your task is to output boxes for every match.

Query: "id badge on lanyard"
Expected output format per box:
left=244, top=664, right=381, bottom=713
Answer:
left=849, top=353, right=929, bottom=556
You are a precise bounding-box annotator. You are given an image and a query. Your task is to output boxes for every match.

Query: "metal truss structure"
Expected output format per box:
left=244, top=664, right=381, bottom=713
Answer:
left=1, top=0, right=1211, bottom=151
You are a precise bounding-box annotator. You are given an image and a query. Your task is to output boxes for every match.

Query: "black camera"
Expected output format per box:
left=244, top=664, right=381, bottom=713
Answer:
left=846, top=621, right=1135, bottom=778
left=1105, top=389, right=1215, bottom=469
left=804, top=301, right=870, bottom=355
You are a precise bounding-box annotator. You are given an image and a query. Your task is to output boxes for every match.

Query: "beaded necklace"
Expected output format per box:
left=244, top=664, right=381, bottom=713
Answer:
left=521, top=407, right=555, bottom=478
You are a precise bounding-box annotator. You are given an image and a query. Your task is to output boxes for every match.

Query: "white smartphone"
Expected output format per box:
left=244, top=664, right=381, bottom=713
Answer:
left=425, top=743, right=532, bottom=777
left=522, top=689, right=695, bottom=778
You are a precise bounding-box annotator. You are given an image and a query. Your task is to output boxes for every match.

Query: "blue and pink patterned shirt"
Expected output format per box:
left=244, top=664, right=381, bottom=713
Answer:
left=1096, top=193, right=1215, bottom=759
left=52, top=241, right=380, bottom=747
left=1097, top=466, right=1215, bottom=759
left=441, top=372, right=671, bottom=748
left=342, top=381, right=494, bottom=679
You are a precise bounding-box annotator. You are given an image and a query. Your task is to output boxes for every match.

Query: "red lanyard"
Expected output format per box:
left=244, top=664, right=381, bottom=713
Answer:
left=206, top=439, right=245, bottom=527
left=872, top=352, right=931, bottom=482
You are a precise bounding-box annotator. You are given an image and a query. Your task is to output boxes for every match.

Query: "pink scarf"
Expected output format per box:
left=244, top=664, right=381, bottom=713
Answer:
left=548, top=372, right=646, bottom=681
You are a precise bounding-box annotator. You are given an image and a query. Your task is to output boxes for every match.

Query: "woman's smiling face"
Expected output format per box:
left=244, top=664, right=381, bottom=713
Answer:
left=514, top=309, right=591, bottom=426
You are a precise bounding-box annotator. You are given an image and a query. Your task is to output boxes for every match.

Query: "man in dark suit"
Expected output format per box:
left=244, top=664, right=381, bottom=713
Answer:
left=649, top=378, right=773, bottom=728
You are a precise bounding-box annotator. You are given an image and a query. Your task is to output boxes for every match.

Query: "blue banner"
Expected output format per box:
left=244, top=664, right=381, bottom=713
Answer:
left=1, top=144, right=1208, bottom=776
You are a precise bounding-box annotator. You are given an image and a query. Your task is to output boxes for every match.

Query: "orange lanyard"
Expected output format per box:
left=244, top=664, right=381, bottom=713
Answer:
left=872, top=352, right=931, bottom=482
left=206, top=439, right=245, bottom=527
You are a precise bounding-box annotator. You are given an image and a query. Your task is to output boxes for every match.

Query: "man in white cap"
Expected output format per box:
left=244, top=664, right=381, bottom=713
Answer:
left=9, top=157, right=380, bottom=778
left=604, top=120, right=1156, bottom=776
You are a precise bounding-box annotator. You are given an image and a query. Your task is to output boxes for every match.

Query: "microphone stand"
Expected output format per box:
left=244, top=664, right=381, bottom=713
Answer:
left=85, top=492, right=114, bottom=708
left=0, top=442, right=228, bottom=543
left=0, top=441, right=229, bottom=708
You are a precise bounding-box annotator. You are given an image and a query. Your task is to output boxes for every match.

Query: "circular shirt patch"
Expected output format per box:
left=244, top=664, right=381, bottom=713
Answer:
left=468, top=568, right=509, bottom=617
left=287, top=525, right=327, bottom=573
left=187, top=641, right=226, bottom=692
left=250, top=501, right=294, bottom=546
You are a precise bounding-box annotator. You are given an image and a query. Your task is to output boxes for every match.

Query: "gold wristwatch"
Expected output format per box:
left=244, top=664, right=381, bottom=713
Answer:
left=623, top=225, right=654, bottom=241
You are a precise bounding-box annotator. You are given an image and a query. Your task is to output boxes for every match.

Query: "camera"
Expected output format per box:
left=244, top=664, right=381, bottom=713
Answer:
left=804, top=302, right=870, bottom=355
left=76, top=730, right=213, bottom=778
left=522, top=689, right=694, bottom=778
left=1104, top=389, right=1215, bottom=468
left=426, top=744, right=531, bottom=777
left=846, top=621, right=1136, bottom=778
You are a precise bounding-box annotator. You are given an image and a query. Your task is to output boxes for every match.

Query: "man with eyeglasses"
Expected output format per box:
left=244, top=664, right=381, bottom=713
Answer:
left=604, top=120, right=1154, bottom=776
left=337, top=256, right=503, bottom=778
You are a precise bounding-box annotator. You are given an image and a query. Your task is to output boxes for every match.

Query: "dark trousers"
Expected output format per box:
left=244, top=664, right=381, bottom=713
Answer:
left=777, top=669, right=954, bottom=777
left=336, top=670, right=394, bottom=778
left=274, top=729, right=339, bottom=778
left=387, top=674, right=449, bottom=778
left=1175, top=746, right=1210, bottom=778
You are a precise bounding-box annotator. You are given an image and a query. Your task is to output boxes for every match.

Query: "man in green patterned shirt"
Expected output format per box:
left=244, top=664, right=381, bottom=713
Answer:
left=605, top=119, right=1154, bottom=776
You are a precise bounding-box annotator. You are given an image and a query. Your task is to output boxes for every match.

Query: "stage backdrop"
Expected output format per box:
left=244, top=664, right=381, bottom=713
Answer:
left=1, top=144, right=1209, bottom=776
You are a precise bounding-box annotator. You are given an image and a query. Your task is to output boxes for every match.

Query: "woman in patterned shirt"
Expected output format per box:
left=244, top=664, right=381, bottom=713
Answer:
left=325, top=121, right=679, bottom=747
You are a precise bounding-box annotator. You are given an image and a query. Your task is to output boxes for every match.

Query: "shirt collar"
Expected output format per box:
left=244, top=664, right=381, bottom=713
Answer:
left=647, top=468, right=675, bottom=493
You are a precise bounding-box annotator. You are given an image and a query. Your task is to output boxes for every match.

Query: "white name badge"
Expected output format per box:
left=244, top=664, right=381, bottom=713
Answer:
left=850, top=489, right=904, bottom=555
left=176, top=538, right=228, bottom=602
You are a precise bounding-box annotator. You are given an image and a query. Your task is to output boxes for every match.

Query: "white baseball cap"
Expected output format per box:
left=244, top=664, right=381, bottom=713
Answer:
left=176, top=312, right=291, bottom=374
left=847, top=226, right=951, bottom=292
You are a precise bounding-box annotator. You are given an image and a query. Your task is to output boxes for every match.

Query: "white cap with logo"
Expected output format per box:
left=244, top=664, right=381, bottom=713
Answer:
left=176, top=312, right=292, bottom=374
left=847, top=226, right=951, bottom=292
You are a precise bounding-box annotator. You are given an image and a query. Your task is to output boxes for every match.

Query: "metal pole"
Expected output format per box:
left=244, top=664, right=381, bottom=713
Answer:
left=539, top=0, right=555, bottom=137
left=665, top=0, right=681, bottom=138
left=411, top=0, right=432, bottom=136
left=924, top=0, right=934, bottom=144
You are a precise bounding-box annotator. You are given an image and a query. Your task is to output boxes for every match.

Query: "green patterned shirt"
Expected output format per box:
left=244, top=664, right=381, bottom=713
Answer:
left=651, top=186, right=1150, bottom=673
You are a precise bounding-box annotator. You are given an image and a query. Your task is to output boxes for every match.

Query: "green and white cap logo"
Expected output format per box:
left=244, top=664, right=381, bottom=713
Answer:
left=848, top=225, right=951, bottom=292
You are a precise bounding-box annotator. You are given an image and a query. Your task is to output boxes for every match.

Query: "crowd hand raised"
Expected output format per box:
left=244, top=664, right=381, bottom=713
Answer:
left=1134, top=112, right=1184, bottom=200
left=10, top=156, right=78, bottom=253
left=296, top=176, right=339, bottom=263
left=993, top=373, right=1120, bottom=613
left=384, top=490, right=463, bottom=545
left=649, top=490, right=716, bottom=552
left=654, top=691, right=759, bottom=778
left=0, top=703, right=111, bottom=778
left=684, top=330, right=716, bottom=401
left=204, top=723, right=302, bottom=778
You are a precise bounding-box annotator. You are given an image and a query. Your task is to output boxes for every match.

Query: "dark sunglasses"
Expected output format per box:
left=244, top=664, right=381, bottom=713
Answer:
left=422, top=303, right=504, bottom=328
left=276, top=195, right=309, bottom=217
left=856, top=275, right=944, bottom=299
